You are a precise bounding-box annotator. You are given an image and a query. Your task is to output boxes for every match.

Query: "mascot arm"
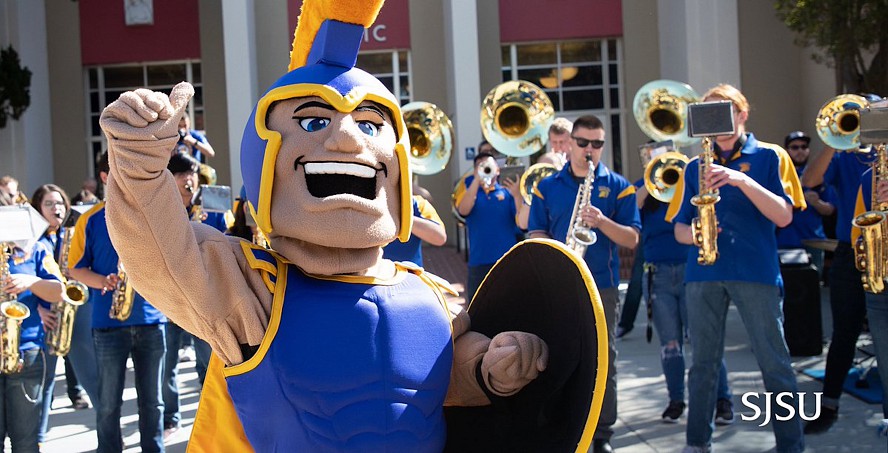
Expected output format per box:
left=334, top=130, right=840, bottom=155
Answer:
left=101, top=83, right=273, bottom=365
left=445, top=304, right=549, bottom=406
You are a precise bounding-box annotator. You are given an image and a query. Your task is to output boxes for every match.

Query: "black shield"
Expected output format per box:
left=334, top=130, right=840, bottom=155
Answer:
left=445, top=239, right=608, bottom=453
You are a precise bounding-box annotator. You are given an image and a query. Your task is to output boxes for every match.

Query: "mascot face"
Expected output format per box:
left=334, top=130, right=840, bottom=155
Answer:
left=265, top=96, right=402, bottom=248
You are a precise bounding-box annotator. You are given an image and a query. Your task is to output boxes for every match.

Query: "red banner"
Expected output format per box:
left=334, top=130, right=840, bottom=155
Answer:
left=499, top=0, right=623, bottom=42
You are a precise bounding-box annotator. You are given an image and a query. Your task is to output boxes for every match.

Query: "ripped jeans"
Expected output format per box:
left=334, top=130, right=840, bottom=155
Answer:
left=644, top=262, right=730, bottom=403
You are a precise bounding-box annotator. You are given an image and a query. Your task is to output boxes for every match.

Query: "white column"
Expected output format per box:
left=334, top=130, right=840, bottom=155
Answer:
left=443, top=0, right=482, bottom=179
left=221, top=0, right=258, bottom=195
left=0, top=0, right=53, bottom=190
left=658, top=0, right=741, bottom=91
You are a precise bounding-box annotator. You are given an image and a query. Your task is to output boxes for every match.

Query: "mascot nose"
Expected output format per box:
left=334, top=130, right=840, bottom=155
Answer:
left=324, top=116, right=364, bottom=154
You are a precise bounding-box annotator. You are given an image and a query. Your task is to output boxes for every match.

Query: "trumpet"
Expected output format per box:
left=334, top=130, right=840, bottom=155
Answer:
left=1, top=243, right=30, bottom=374
left=690, top=138, right=720, bottom=265
left=565, top=155, right=598, bottom=256
left=853, top=143, right=888, bottom=293
left=478, top=160, right=496, bottom=188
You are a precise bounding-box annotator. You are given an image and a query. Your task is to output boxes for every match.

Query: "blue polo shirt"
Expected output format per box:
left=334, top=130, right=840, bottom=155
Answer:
left=7, top=242, right=62, bottom=351
left=776, top=165, right=829, bottom=248
left=634, top=179, right=688, bottom=264
left=383, top=196, right=443, bottom=266
left=528, top=162, right=640, bottom=289
left=824, top=151, right=876, bottom=243
left=68, top=202, right=166, bottom=329
left=668, top=133, right=792, bottom=286
left=456, top=176, right=520, bottom=266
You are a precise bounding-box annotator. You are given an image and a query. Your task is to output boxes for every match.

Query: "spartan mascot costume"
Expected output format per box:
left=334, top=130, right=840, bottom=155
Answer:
left=99, top=0, right=606, bottom=451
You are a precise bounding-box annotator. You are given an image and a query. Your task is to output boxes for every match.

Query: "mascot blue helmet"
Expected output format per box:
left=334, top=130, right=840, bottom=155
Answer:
left=240, top=0, right=412, bottom=243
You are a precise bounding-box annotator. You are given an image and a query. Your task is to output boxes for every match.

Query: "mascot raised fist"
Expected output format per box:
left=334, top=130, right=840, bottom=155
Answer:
left=100, top=0, right=605, bottom=452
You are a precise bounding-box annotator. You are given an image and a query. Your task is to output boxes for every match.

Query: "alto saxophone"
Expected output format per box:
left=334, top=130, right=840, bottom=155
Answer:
left=1, top=243, right=31, bottom=374
left=109, top=261, right=134, bottom=321
left=565, top=155, right=599, bottom=256
left=45, top=227, right=89, bottom=356
left=690, top=137, right=720, bottom=265
left=853, top=143, right=888, bottom=293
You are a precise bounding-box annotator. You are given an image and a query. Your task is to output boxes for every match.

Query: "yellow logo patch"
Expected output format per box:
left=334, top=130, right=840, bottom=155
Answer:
left=739, top=163, right=751, bottom=173
left=496, top=193, right=505, bottom=201
left=598, top=187, right=610, bottom=198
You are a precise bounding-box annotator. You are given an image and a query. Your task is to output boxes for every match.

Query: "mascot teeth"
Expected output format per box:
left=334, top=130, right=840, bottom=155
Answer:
left=304, top=162, right=376, bottom=179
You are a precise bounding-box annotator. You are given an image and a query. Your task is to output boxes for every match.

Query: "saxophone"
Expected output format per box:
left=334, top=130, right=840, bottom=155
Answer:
left=45, top=227, right=89, bottom=356
left=853, top=143, right=888, bottom=293
left=1, top=243, right=31, bottom=374
left=690, top=137, right=720, bottom=265
left=565, top=155, right=599, bottom=256
left=109, top=261, right=134, bottom=321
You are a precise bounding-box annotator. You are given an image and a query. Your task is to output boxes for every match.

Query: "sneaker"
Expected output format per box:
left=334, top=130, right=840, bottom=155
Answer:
left=715, top=398, right=734, bottom=425
left=178, top=345, right=196, bottom=363
left=163, top=422, right=181, bottom=441
left=662, top=400, right=686, bottom=423
left=804, top=406, right=838, bottom=434
left=70, top=394, right=89, bottom=410
left=616, top=326, right=633, bottom=339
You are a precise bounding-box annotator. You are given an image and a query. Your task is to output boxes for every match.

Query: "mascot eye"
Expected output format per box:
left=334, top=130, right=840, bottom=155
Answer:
left=357, top=121, right=380, bottom=137
left=298, top=117, right=330, bottom=132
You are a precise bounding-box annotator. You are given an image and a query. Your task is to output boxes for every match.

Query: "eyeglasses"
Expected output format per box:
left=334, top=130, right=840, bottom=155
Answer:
left=572, top=137, right=605, bottom=149
left=41, top=201, right=65, bottom=208
left=788, top=144, right=809, bottom=151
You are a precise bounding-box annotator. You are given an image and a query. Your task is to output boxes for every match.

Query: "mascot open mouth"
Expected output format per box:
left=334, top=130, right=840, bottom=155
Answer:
left=295, top=157, right=387, bottom=200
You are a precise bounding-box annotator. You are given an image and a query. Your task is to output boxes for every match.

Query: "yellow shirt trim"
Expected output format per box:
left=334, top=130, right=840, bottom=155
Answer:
left=617, top=185, right=636, bottom=200
left=67, top=201, right=104, bottom=269
left=852, top=186, right=866, bottom=246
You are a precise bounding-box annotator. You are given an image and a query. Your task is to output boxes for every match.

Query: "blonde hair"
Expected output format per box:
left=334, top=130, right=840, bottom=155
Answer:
left=549, top=117, right=573, bottom=135
left=703, top=84, right=750, bottom=113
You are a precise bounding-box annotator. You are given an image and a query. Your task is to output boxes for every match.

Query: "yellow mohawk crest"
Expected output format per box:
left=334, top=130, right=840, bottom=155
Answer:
left=289, top=0, right=386, bottom=72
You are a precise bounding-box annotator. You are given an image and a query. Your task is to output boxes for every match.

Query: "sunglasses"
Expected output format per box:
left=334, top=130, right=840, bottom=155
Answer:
left=788, top=144, right=809, bottom=151
left=572, top=137, right=605, bottom=149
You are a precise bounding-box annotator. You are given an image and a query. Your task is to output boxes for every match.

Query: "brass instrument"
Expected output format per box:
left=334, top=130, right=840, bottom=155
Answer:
left=644, top=152, right=689, bottom=203
left=478, top=160, right=496, bottom=188
left=565, top=156, right=598, bottom=256
left=1, top=243, right=30, bottom=374
left=815, top=94, right=871, bottom=151
left=853, top=143, right=888, bottom=293
left=633, top=80, right=702, bottom=148
left=109, top=261, right=134, bottom=321
left=519, top=163, right=558, bottom=205
left=45, top=226, right=89, bottom=356
left=198, top=163, right=217, bottom=186
left=480, top=80, right=555, bottom=157
left=690, top=138, right=720, bottom=265
left=402, top=101, right=454, bottom=176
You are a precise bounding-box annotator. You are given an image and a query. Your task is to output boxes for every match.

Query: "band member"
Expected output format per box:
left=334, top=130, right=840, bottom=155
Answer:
left=800, top=97, right=880, bottom=432
left=635, top=182, right=733, bottom=424
left=527, top=114, right=640, bottom=453
left=382, top=195, right=447, bottom=267
left=32, top=184, right=100, bottom=444
left=853, top=165, right=888, bottom=421
left=777, top=131, right=835, bottom=274
left=537, top=117, right=573, bottom=169
left=668, top=84, right=804, bottom=453
left=97, top=1, right=555, bottom=450
left=1, top=241, right=63, bottom=451
left=456, top=152, right=523, bottom=301
left=68, top=152, right=167, bottom=453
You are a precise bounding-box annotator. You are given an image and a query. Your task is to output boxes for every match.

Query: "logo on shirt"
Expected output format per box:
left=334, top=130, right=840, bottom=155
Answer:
left=496, top=193, right=505, bottom=201
left=598, top=187, right=610, bottom=198
left=739, top=163, right=751, bottom=173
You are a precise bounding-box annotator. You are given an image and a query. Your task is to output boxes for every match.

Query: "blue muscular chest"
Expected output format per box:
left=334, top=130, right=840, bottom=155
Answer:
left=225, top=264, right=454, bottom=453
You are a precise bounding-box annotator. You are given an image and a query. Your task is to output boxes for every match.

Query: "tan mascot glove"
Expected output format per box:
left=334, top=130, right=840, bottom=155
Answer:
left=99, top=82, right=194, bottom=169
left=481, top=331, right=548, bottom=397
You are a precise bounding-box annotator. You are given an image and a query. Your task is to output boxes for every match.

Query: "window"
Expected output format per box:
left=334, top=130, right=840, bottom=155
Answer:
left=501, top=39, right=626, bottom=173
left=356, top=50, right=412, bottom=106
left=85, top=60, right=203, bottom=176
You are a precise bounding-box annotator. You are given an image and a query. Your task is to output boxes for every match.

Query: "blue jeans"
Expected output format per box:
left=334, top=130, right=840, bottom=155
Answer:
left=0, top=348, right=43, bottom=452
left=645, top=263, right=730, bottom=403
left=94, top=324, right=166, bottom=453
left=865, top=292, right=888, bottom=418
left=163, top=322, right=184, bottom=427
left=39, top=300, right=98, bottom=442
left=466, top=264, right=494, bottom=304
left=685, top=281, right=803, bottom=453
left=194, top=336, right=211, bottom=386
